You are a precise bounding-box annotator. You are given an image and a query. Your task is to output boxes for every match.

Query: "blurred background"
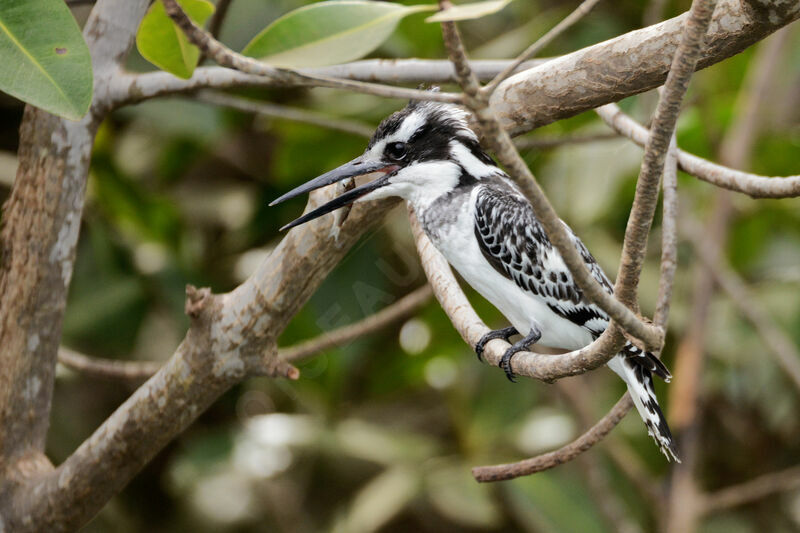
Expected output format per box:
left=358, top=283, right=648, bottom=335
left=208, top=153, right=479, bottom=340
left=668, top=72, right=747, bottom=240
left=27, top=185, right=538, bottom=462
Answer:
left=2, top=0, right=799, bottom=531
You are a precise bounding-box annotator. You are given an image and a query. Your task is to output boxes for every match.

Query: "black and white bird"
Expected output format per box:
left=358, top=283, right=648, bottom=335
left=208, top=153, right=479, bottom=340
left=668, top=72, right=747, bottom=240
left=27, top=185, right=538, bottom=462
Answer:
left=271, top=100, right=679, bottom=461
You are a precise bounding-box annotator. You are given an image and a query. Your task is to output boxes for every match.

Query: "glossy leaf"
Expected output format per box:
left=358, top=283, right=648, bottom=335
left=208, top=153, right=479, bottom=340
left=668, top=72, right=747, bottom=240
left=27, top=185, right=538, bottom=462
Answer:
left=242, top=1, right=435, bottom=68
left=426, top=0, right=513, bottom=22
left=136, top=0, right=215, bottom=80
left=0, top=0, right=92, bottom=120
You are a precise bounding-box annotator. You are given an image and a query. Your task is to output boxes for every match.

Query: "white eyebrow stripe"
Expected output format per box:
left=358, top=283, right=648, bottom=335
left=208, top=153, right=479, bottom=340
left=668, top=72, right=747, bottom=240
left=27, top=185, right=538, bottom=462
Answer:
left=393, top=111, right=426, bottom=142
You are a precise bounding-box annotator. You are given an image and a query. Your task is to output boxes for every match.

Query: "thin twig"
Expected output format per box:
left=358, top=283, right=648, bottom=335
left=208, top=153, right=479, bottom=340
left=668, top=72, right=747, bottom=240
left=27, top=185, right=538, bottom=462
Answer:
left=484, top=0, right=603, bottom=94
left=58, top=348, right=161, bottom=381
left=701, top=465, right=800, bottom=514
left=473, top=394, right=633, bottom=481
left=556, top=378, right=659, bottom=505
left=57, top=285, right=433, bottom=380
left=207, top=0, right=232, bottom=39
left=613, top=0, right=717, bottom=309
left=160, top=0, right=461, bottom=104
left=595, top=104, right=800, bottom=198
left=196, top=91, right=374, bottom=138
left=282, top=285, right=432, bottom=362
left=513, top=131, right=619, bottom=150
left=437, top=0, right=661, bottom=352
left=654, top=135, right=679, bottom=328
left=688, top=229, right=800, bottom=393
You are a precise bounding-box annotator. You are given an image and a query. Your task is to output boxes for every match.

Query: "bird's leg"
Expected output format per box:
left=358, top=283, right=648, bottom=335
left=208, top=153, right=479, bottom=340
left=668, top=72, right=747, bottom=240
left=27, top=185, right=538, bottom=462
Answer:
left=500, top=326, right=542, bottom=383
left=475, top=326, right=518, bottom=361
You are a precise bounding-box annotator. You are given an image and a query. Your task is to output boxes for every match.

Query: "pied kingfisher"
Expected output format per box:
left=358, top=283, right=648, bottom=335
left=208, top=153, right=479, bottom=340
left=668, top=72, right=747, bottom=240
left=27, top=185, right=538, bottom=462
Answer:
left=272, top=100, right=678, bottom=461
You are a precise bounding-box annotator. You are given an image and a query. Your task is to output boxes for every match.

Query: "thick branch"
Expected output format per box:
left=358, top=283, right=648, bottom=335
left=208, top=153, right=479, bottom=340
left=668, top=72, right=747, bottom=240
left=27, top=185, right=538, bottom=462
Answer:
left=491, top=0, right=800, bottom=135
left=0, top=0, right=151, bottom=489
left=9, top=192, right=399, bottom=531
left=596, top=104, right=800, bottom=198
left=57, top=284, right=433, bottom=381
left=484, top=0, right=602, bottom=93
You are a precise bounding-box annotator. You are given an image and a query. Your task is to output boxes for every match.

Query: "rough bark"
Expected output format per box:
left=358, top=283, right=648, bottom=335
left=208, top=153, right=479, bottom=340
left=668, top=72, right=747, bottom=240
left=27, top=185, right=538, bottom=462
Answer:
left=490, top=0, right=800, bottom=135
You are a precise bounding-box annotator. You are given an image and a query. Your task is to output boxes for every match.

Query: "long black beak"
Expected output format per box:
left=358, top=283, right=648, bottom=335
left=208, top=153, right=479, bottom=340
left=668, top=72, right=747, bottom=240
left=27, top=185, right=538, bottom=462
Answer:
left=270, top=155, right=395, bottom=206
left=279, top=173, right=393, bottom=231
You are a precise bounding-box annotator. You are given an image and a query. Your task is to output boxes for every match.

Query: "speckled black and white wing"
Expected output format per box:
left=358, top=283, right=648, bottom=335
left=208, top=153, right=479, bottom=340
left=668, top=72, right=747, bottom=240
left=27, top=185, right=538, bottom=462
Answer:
left=472, top=181, right=671, bottom=382
left=473, top=182, right=611, bottom=336
left=472, top=180, right=678, bottom=460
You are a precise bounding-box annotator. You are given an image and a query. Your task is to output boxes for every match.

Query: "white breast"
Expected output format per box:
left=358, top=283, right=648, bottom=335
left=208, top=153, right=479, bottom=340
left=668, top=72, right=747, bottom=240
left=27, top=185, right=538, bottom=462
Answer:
left=418, top=188, right=594, bottom=351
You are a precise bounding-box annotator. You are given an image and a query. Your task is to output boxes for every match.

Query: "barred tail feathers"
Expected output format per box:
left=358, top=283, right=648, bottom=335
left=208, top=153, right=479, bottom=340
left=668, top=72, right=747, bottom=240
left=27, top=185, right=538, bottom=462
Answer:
left=607, top=354, right=680, bottom=462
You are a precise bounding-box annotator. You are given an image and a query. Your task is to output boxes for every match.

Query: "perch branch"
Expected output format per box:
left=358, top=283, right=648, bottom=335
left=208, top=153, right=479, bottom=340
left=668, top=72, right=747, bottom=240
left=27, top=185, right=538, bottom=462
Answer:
left=437, top=0, right=661, bottom=351
left=410, top=210, right=626, bottom=382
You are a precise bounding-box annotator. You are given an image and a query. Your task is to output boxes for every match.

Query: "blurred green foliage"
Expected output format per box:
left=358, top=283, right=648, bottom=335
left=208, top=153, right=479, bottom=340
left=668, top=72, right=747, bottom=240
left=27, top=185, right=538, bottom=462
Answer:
left=0, top=1, right=798, bottom=532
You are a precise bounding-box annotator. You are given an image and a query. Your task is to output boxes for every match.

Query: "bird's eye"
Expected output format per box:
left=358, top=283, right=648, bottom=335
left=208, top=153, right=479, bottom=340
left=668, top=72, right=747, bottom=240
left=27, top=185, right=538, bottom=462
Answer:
left=385, top=142, right=407, bottom=161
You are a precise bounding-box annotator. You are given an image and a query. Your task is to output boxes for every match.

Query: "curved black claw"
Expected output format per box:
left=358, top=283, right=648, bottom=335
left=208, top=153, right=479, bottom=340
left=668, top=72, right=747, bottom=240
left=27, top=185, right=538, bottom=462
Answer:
left=475, top=326, right=518, bottom=361
left=498, top=326, right=542, bottom=383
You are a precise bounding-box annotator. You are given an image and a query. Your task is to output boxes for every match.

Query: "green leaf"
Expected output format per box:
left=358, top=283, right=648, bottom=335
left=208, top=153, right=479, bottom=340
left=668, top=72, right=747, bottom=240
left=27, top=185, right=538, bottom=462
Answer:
left=136, top=0, right=215, bottom=80
left=0, top=0, right=92, bottom=120
left=426, top=0, right=513, bottom=22
left=242, top=1, right=435, bottom=68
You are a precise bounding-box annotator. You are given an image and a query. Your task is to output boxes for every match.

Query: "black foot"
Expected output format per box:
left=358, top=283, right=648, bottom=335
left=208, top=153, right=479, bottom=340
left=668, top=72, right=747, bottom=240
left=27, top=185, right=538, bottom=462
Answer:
left=475, top=326, right=518, bottom=361
left=499, top=327, right=542, bottom=383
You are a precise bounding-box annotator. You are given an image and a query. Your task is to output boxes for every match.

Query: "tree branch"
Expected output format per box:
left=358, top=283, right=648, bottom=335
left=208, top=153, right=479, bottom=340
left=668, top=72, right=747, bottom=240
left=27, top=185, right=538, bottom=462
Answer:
left=282, top=284, right=432, bottom=362
left=196, top=91, right=375, bottom=138
left=0, top=0, right=151, bottom=495
left=513, top=131, right=619, bottom=150
left=437, top=0, right=661, bottom=352
left=596, top=103, right=800, bottom=198
left=159, top=0, right=461, bottom=104
left=490, top=0, right=800, bottom=135
left=473, top=394, right=633, bottom=482
left=8, top=188, right=400, bottom=530
left=654, top=135, right=679, bottom=328
left=484, top=0, right=602, bottom=94
left=57, top=348, right=161, bottom=381
left=701, top=465, right=800, bottom=514
left=57, top=284, right=433, bottom=381
left=109, top=59, right=544, bottom=108
left=410, top=209, right=627, bottom=382
left=614, top=0, right=717, bottom=309
left=688, top=230, right=800, bottom=393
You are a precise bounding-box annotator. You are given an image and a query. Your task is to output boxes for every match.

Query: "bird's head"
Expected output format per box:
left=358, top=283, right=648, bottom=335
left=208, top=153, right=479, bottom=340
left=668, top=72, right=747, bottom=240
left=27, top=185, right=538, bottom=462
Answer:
left=271, top=100, right=499, bottom=230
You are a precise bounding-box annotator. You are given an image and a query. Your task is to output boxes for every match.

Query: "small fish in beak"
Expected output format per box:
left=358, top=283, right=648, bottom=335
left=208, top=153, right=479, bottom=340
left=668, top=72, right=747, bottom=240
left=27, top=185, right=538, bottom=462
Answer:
left=271, top=154, right=399, bottom=231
